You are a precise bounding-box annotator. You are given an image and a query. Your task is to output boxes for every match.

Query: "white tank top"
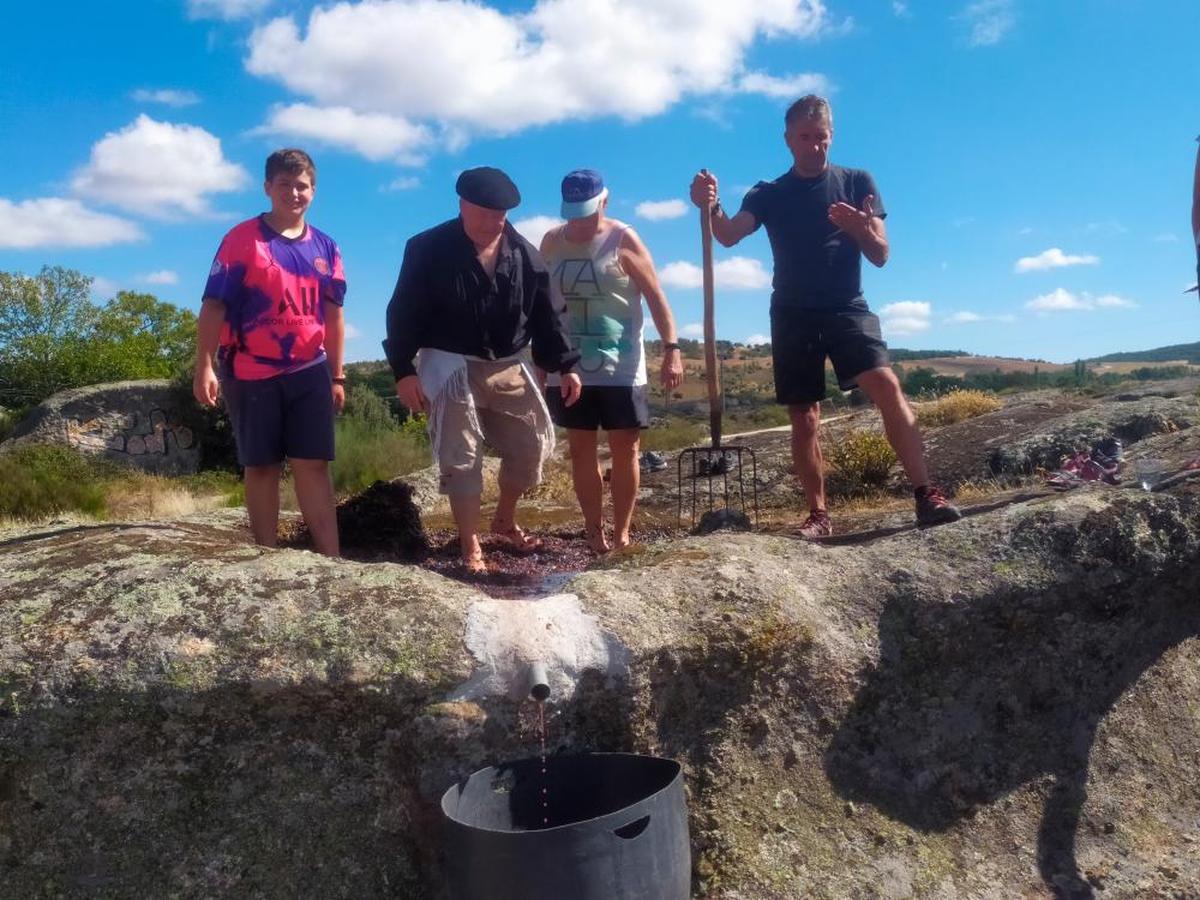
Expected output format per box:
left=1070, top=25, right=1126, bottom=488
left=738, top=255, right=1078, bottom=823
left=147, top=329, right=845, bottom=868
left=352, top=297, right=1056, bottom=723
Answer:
left=545, top=219, right=647, bottom=388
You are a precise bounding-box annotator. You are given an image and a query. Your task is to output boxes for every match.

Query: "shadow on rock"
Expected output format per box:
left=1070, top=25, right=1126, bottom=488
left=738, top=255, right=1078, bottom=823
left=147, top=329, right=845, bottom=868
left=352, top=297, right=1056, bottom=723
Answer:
left=825, top=494, right=1200, bottom=898
left=0, top=678, right=449, bottom=898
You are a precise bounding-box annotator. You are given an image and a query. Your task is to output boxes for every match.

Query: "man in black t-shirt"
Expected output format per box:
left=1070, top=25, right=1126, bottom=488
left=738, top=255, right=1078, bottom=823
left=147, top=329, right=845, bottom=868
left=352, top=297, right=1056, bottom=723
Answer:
left=690, top=95, right=960, bottom=536
left=1192, top=134, right=1199, bottom=293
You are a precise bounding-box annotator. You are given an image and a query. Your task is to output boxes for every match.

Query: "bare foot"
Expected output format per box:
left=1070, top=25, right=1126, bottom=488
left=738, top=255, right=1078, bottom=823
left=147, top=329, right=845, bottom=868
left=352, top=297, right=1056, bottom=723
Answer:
left=613, top=533, right=634, bottom=551
left=585, top=521, right=611, bottom=554
left=460, top=536, right=487, bottom=573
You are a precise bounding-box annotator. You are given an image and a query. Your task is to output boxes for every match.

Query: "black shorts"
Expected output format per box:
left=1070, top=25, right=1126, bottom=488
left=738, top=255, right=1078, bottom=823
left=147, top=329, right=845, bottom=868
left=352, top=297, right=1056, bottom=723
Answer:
left=221, top=362, right=335, bottom=467
left=770, top=304, right=890, bottom=405
left=545, top=384, right=649, bottom=431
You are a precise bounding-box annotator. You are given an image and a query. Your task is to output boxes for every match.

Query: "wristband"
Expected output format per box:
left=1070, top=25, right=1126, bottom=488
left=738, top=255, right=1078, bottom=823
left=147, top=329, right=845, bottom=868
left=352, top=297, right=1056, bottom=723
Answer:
left=711, top=200, right=723, bottom=218
left=662, top=341, right=681, bottom=352
left=331, top=376, right=346, bottom=385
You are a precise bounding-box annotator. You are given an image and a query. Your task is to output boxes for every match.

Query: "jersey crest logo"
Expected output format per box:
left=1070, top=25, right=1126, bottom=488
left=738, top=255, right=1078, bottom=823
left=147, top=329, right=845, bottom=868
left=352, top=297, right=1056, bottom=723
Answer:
left=313, top=257, right=330, bottom=276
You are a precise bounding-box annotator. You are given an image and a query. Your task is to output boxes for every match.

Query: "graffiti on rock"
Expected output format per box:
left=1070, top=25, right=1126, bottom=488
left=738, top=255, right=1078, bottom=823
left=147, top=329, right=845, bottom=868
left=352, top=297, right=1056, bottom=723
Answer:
left=66, top=408, right=195, bottom=458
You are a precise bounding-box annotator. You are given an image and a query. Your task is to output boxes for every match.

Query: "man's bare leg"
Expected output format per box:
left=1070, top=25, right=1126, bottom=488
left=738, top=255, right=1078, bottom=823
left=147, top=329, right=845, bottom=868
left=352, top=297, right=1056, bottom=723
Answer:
left=855, top=367, right=930, bottom=488
left=567, top=428, right=610, bottom=552
left=449, top=492, right=485, bottom=571
left=243, top=463, right=282, bottom=548
left=489, top=479, right=542, bottom=551
left=607, top=428, right=640, bottom=549
left=788, top=402, right=826, bottom=513
left=290, top=457, right=340, bottom=557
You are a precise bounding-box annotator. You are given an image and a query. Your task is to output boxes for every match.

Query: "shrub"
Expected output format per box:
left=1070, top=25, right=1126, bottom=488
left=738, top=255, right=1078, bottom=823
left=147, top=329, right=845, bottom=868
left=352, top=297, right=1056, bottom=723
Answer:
left=915, top=389, right=1003, bottom=427
left=0, top=444, right=113, bottom=519
left=825, top=428, right=897, bottom=494
left=0, top=406, right=16, bottom=443
left=342, top=384, right=396, bottom=431
left=640, top=416, right=708, bottom=452
left=331, top=417, right=430, bottom=496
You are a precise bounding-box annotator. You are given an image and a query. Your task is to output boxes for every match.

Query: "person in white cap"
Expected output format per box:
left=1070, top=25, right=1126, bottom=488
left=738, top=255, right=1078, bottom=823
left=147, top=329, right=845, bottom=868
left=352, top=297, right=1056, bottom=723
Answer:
left=539, top=169, right=684, bottom=552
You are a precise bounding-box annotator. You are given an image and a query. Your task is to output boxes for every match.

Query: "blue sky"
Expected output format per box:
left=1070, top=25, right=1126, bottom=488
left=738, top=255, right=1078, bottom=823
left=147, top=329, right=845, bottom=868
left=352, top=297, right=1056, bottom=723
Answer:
left=2, top=0, right=1198, bottom=364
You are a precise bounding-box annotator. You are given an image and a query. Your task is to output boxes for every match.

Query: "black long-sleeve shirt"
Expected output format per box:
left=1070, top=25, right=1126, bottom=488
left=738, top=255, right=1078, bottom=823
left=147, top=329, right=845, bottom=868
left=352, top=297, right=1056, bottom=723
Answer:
left=383, top=217, right=580, bottom=380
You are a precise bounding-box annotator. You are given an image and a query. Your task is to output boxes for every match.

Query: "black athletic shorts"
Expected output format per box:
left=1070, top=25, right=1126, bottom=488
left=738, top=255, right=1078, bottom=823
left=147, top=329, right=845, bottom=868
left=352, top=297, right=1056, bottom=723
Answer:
left=221, top=362, right=335, bottom=467
left=545, top=384, right=649, bottom=431
left=770, top=304, right=890, bottom=404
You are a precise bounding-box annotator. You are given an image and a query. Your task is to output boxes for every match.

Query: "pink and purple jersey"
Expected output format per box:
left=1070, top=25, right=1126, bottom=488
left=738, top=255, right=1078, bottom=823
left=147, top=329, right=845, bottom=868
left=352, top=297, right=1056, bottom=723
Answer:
left=203, top=216, right=347, bottom=380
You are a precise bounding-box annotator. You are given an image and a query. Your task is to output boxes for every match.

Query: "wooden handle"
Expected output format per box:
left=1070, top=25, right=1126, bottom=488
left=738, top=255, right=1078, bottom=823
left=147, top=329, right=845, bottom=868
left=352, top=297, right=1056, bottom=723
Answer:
left=700, top=196, right=722, bottom=449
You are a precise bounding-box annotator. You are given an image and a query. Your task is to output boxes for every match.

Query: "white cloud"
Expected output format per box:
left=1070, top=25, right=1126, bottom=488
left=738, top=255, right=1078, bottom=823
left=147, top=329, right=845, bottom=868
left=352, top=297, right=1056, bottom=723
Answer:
left=1152, top=232, right=1179, bottom=243
left=879, top=300, right=932, bottom=336
left=383, top=176, right=421, bottom=192
left=71, top=115, right=250, bottom=219
left=735, top=71, right=832, bottom=100
left=512, top=215, right=563, bottom=248
left=141, top=270, right=179, bottom=285
left=1014, top=247, right=1100, bottom=273
left=1017, top=226, right=1033, bottom=235
left=188, top=0, right=271, bottom=20
left=635, top=199, right=689, bottom=221
left=745, top=333, right=771, bottom=345
left=681, top=322, right=705, bottom=338
left=892, top=1, right=910, bottom=16
left=659, top=256, right=771, bottom=290
left=1025, top=289, right=1136, bottom=313
left=344, top=322, right=363, bottom=340
left=0, top=197, right=144, bottom=249
left=254, top=103, right=432, bottom=164
left=132, top=88, right=201, bottom=107
left=1026, top=288, right=1090, bottom=312
left=960, top=0, right=1016, bottom=46
left=946, top=310, right=1017, bottom=324
left=246, top=0, right=834, bottom=152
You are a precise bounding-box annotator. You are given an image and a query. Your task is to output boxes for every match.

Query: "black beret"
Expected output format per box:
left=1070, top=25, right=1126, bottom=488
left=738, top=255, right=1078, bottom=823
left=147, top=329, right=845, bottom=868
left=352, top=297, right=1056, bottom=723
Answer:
left=455, top=166, right=521, bottom=211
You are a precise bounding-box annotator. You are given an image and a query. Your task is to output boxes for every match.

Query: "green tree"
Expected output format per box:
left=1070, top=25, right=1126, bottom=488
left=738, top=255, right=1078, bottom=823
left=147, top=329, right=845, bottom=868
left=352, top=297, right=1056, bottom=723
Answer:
left=0, top=267, right=196, bottom=405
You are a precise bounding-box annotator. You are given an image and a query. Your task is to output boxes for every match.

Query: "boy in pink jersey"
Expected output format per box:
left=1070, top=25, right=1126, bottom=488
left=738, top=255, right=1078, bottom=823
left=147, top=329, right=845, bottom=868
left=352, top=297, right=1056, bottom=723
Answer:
left=193, top=148, right=346, bottom=556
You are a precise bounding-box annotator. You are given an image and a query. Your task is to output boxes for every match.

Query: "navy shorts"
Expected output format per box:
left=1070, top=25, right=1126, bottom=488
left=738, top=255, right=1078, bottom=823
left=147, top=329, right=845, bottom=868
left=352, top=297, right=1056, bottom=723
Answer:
left=545, top=384, right=649, bottom=431
left=770, top=304, right=890, bottom=405
left=221, top=362, right=335, bottom=467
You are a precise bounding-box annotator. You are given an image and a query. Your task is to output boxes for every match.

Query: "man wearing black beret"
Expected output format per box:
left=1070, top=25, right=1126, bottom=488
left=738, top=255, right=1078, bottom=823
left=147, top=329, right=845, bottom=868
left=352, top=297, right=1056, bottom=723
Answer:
left=385, top=166, right=582, bottom=572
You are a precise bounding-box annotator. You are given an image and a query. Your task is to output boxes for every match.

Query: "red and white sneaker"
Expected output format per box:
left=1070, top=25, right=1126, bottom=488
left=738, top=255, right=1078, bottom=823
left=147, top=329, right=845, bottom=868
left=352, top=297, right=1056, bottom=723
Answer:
left=798, top=509, right=833, bottom=538
left=915, top=485, right=962, bottom=527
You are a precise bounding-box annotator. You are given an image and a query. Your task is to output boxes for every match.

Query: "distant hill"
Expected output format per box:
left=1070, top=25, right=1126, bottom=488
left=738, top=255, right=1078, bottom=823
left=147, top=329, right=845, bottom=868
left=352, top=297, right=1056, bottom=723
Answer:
left=1087, top=342, right=1200, bottom=365
left=888, top=348, right=972, bottom=361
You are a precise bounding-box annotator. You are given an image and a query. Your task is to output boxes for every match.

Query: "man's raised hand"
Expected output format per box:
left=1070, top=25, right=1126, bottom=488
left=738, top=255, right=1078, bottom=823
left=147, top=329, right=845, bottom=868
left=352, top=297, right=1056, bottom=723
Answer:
left=690, top=170, right=719, bottom=210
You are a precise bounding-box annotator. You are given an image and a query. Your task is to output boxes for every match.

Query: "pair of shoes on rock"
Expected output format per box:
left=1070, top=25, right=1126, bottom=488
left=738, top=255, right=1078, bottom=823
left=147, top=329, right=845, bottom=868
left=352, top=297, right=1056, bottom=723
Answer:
left=639, top=451, right=668, bottom=473
left=696, top=454, right=731, bottom=477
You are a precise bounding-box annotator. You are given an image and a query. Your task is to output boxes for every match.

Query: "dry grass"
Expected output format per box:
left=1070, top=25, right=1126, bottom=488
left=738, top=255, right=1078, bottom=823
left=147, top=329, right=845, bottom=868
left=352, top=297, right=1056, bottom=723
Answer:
left=915, top=389, right=1003, bottom=427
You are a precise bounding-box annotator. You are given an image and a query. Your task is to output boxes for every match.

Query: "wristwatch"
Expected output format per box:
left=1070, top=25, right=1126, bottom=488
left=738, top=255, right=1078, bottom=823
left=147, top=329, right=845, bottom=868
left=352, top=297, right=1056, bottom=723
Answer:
left=662, top=341, right=681, bottom=352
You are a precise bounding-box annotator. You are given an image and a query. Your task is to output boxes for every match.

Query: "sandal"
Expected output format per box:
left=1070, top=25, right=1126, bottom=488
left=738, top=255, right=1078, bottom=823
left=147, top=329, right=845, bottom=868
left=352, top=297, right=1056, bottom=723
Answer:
left=489, top=522, right=544, bottom=554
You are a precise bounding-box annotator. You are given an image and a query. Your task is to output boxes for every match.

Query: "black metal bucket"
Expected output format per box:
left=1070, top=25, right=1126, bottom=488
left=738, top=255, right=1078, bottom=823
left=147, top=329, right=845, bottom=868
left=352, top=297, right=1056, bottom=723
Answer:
left=439, top=753, right=690, bottom=900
